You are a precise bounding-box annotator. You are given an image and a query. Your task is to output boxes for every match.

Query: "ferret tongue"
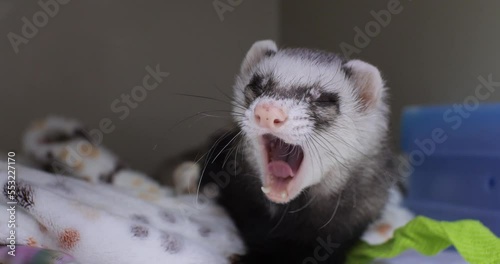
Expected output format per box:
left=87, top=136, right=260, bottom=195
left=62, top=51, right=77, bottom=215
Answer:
left=268, top=161, right=294, bottom=178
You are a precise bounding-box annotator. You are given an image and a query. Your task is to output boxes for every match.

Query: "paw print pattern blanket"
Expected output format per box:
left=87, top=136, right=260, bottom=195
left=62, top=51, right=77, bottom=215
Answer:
left=0, top=117, right=412, bottom=264
left=0, top=117, right=244, bottom=264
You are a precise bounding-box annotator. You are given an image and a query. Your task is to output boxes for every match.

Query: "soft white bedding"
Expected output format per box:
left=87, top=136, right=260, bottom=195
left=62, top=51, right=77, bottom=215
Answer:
left=1, top=117, right=246, bottom=263
left=0, top=161, right=245, bottom=264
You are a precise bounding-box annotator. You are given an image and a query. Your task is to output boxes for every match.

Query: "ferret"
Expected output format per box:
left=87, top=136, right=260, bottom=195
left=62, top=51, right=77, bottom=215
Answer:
left=158, top=40, right=401, bottom=264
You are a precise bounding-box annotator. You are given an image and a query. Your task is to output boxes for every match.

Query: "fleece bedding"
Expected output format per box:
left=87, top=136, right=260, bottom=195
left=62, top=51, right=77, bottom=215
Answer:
left=0, top=116, right=417, bottom=263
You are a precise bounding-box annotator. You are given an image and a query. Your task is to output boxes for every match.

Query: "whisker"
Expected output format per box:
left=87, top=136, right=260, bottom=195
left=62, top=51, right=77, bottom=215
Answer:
left=320, top=130, right=370, bottom=160
left=168, top=110, right=242, bottom=132
left=269, top=204, right=290, bottom=233
left=211, top=131, right=242, bottom=164
left=213, top=84, right=246, bottom=110
left=311, top=134, right=351, bottom=171
left=196, top=129, right=235, bottom=205
left=319, top=192, right=342, bottom=229
left=289, top=195, right=316, bottom=213
left=223, top=133, right=244, bottom=168
left=174, top=92, right=246, bottom=111
left=233, top=136, right=243, bottom=176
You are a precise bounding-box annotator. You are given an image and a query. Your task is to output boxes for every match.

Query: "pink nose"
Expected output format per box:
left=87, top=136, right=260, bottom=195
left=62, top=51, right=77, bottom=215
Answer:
left=254, top=103, right=287, bottom=129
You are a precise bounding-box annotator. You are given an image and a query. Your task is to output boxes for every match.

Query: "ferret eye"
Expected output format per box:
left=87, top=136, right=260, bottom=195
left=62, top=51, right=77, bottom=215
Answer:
left=245, top=84, right=263, bottom=96
left=245, top=74, right=264, bottom=96
left=314, top=93, right=339, bottom=106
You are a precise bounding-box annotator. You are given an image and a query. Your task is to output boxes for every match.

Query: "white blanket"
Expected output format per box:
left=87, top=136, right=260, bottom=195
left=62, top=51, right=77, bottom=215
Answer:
left=0, top=162, right=245, bottom=264
left=1, top=117, right=245, bottom=263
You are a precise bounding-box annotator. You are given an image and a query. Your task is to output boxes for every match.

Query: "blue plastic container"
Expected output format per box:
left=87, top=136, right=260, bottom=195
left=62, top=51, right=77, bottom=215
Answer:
left=401, top=103, right=500, bottom=236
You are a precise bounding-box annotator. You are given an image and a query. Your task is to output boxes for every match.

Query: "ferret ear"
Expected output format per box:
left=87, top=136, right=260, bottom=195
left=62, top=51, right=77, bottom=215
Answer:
left=343, top=59, right=385, bottom=110
left=240, top=40, right=277, bottom=74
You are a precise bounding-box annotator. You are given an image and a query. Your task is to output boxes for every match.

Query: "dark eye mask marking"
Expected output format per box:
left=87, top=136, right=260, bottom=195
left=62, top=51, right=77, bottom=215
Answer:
left=309, top=91, right=340, bottom=129
left=314, top=92, right=340, bottom=108
left=242, top=74, right=340, bottom=131
left=341, top=63, right=353, bottom=78
left=265, top=50, right=276, bottom=57
left=243, top=73, right=263, bottom=106
left=244, top=74, right=276, bottom=106
left=247, top=74, right=263, bottom=94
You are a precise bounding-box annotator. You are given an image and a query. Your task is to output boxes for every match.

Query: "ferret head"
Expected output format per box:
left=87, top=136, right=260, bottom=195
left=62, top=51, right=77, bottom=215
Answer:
left=232, top=40, right=389, bottom=204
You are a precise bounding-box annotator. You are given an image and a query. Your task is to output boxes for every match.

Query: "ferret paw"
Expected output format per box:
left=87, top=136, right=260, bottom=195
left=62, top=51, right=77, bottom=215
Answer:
left=361, top=206, right=414, bottom=245
left=173, top=161, right=200, bottom=195
left=361, top=187, right=414, bottom=245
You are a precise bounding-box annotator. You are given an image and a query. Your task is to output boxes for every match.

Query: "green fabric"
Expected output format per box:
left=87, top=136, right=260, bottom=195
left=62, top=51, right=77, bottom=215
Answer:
left=347, top=216, right=500, bottom=264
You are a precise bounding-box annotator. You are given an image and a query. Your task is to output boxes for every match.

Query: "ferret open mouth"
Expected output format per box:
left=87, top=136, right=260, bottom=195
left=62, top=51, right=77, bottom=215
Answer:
left=260, top=134, right=304, bottom=203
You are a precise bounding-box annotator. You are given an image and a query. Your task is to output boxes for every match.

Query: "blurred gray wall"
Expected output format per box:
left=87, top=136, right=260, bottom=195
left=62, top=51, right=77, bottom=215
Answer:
left=2, top=1, right=500, bottom=172
left=0, top=1, right=279, bottom=172
left=281, top=0, right=500, bottom=146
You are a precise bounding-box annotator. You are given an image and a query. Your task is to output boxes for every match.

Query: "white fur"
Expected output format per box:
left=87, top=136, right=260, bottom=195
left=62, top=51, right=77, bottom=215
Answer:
left=362, top=187, right=414, bottom=245
left=232, top=40, right=389, bottom=201
left=240, top=40, right=277, bottom=74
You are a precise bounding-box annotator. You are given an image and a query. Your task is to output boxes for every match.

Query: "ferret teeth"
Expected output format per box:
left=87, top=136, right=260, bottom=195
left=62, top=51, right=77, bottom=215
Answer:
left=281, top=191, right=287, bottom=199
left=261, top=186, right=271, bottom=194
